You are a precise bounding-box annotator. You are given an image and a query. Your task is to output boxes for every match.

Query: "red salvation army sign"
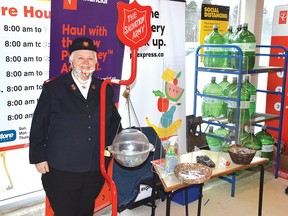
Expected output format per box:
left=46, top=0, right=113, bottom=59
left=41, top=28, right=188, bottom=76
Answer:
left=117, top=0, right=152, bottom=49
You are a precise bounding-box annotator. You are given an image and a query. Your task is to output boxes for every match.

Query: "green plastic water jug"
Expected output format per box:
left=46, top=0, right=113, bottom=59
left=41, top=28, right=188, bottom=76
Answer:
left=227, top=83, right=251, bottom=125
left=255, top=126, right=274, bottom=164
left=231, top=23, right=256, bottom=70
left=204, top=25, right=227, bottom=68
left=242, top=76, right=257, bottom=116
left=202, top=77, right=224, bottom=118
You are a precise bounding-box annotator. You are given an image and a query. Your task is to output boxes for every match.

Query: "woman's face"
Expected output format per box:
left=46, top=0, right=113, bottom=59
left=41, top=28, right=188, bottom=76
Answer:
left=70, top=50, right=97, bottom=76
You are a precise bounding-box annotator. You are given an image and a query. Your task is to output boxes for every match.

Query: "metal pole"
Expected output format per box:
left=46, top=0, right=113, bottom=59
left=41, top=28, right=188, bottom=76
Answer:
left=99, top=48, right=138, bottom=216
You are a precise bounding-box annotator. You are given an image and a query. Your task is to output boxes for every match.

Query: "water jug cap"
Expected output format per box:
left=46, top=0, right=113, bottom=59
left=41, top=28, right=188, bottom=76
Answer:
left=209, top=126, right=214, bottom=132
left=244, top=76, right=250, bottom=81
left=249, top=127, right=254, bottom=133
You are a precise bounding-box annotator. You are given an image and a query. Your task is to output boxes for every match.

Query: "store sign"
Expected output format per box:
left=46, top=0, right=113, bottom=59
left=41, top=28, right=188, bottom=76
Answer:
left=0, top=130, right=16, bottom=143
left=49, top=0, right=129, bottom=104
left=267, top=5, right=288, bottom=144
left=199, top=4, right=230, bottom=45
left=63, top=0, right=78, bottom=10
left=279, top=10, right=287, bottom=24
left=0, top=0, right=51, bottom=150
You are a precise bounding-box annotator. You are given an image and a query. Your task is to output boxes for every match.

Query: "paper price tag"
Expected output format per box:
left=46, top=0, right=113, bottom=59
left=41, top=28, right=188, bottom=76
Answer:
left=220, top=158, right=231, bottom=167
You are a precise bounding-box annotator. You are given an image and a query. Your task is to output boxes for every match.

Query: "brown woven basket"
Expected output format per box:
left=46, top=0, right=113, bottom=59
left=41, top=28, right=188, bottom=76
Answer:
left=174, top=163, right=212, bottom=184
left=228, top=145, right=256, bottom=165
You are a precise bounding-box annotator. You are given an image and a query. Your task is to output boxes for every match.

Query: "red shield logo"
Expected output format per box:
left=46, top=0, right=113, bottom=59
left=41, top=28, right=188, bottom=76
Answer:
left=117, top=1, right=152, bottom=49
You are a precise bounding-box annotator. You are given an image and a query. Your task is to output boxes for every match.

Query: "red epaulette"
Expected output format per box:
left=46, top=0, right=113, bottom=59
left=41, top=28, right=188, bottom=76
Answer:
left=43, top=76, right=57, bottom=84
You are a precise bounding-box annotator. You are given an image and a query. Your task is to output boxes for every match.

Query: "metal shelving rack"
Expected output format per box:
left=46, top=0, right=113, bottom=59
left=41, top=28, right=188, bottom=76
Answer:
left=193, top=44, right=288, bottom=178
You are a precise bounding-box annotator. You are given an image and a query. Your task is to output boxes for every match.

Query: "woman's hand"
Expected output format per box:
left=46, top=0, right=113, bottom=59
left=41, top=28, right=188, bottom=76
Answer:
left=35, top=161, right=49, bottom=174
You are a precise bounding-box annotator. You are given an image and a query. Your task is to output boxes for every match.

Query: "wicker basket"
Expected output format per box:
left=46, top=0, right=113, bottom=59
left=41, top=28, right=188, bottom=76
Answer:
left=174, top=163, right=212, bottom=184
left=228, top=145, right=256, bottom=165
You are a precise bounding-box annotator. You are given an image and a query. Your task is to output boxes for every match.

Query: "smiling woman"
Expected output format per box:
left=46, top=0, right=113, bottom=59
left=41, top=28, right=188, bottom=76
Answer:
left=29, top=36, right=122, bottom=216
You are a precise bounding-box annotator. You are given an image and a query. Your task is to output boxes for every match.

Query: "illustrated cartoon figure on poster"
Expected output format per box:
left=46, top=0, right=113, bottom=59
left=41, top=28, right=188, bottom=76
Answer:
left=146, top=68, right=184, bottom=140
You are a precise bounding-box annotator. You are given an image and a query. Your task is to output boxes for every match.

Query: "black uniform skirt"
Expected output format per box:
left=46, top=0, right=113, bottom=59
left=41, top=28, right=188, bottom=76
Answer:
left=42, top=167, right=105, bottom=216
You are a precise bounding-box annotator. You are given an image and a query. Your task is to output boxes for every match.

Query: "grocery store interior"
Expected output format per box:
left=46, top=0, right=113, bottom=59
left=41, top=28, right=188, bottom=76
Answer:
left=1, top=0, right=288, bottom=216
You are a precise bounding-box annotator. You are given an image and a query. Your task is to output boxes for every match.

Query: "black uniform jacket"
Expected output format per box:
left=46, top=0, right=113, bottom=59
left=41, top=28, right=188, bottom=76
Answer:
left=29, top=72, right=121, bottom=172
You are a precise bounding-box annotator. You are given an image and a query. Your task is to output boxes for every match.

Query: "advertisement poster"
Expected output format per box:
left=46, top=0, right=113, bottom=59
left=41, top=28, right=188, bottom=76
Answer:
left=0, top=0, right=51, bottom=150
left=267, top=5, right=288, bottom=144
left=199, top=4, right=230, bottom=45
left=50, top=0, right=129, bottom=103
left=119, top=0, right=186, bottom=153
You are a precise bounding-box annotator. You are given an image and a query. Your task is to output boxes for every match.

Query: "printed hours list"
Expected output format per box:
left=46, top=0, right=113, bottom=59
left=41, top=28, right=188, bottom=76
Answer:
left=0, top=2, right=50, bottom=148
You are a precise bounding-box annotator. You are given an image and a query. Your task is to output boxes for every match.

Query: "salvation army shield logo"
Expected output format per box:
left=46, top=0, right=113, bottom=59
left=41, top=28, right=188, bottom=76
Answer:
left=117, top=1, right=152, bottom=49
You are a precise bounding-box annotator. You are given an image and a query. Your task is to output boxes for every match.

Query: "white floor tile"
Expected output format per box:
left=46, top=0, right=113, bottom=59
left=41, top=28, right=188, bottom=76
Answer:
left=1, top=169, right=288, bottom=216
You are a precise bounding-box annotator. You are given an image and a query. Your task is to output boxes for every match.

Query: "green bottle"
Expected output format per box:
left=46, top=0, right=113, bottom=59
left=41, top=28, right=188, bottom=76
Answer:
left=227, top=83, right=251, bottom=125
left=243, top=128, right=262, bottom=171
left=219, top=75, right=231, bottom=117
left=223, top=26, right=233, bottom=43
left=223, top=77, right=238, bottom=118
left=223, top=26, right=233, bottom=68
left=219, top=75, right=231, bottom=91
left=233, top=24, right=242, bottom=37
left=255, top=126, right=274, bottom=164
left=206, top=126, right=222, bottom=151
left=204, top=25, right=227, bottom=68
left=230, top=127, right=249, bottom=145
left=214, top=127, right=230, bottom=152
left=165, top=136, right=179, bottom=174
left=223, top=77, right=237, bottom=96
left=238, top=127, right=249, bottom=145
left=242, top=76, right=257, bottom=116
left=231, top=23, right=256, bottom=70
left=202, top=77, right=224, bottom=118
left=243, top=128, right=262, bottom=151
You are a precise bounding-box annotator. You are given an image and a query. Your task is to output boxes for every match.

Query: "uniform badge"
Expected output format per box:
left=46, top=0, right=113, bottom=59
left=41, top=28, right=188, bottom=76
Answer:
left=83, top=41, right=89, bottom=47
left=91, top=84, right=96, bottom=90
left=71, top=84, right=77, bottom=91
left=44, top=76, right=57, bottom=84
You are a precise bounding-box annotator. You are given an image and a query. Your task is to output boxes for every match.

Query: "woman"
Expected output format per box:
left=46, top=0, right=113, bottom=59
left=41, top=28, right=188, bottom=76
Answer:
left=29, top=37, right=121, bottom=216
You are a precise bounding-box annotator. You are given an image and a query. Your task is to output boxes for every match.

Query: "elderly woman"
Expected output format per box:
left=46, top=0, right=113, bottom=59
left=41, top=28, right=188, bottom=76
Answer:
left=29, top=37, right=121, bottom=216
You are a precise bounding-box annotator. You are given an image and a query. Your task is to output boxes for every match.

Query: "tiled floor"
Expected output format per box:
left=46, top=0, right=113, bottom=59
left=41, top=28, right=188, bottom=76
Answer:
left=2, top=168, right=288, bottom=216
